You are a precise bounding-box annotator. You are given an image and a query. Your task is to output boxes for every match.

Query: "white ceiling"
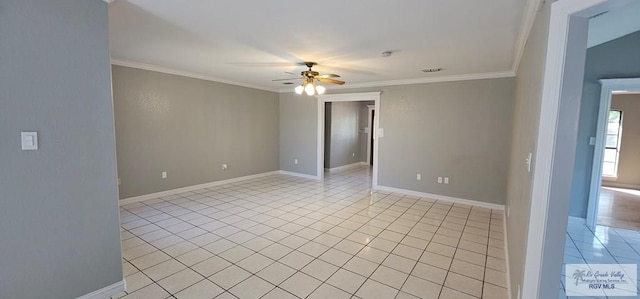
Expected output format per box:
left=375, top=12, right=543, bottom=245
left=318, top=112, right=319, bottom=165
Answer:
left=108, top=0, right=531, bottom=92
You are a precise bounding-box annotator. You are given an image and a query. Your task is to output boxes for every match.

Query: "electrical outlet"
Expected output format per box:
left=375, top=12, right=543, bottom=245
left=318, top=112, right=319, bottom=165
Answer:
left=161, top=171, right=167, bottom=179
left=416, top=173, right=421, bottom=180
left=352, top=152, right=355, bottom=157
left=437, top=177, right=443, bottom=184
left=444, top=177, right=449, bottom=184
left=221, top=164, right=228, bottom=170
left=294, top=159, right=298, bottom=165
left=117, top=178, right=121, bottom=185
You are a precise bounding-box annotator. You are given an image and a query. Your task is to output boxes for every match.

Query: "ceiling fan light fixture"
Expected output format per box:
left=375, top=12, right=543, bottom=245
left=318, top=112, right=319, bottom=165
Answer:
left=305, top=83, right=315, bottom=96
left=282, top=62, right=344, bottom=96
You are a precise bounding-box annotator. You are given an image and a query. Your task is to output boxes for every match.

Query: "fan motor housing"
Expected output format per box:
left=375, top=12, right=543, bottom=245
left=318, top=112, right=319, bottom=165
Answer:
left=302, top=70, right=319, bottom=78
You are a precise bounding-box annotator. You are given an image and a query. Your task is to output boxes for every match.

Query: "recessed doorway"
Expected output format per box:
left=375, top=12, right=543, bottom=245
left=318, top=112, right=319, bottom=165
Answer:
left=586, top=79, right=640, bottom=229
left=316, top=92, right=381, bottom=188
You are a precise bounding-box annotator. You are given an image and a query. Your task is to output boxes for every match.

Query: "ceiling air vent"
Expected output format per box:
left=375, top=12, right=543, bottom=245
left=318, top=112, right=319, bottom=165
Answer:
left=422, top=68, right=443, bottom=73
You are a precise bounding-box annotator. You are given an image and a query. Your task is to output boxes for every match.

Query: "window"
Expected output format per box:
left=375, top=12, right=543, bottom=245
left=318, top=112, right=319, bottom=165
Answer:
left=602, top=110, right=623, bottom=177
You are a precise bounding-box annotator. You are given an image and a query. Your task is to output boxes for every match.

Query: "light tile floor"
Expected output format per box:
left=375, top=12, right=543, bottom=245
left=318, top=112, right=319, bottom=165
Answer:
left=113, top=166, right=508, bottom=299
left=559, top=217, right=640, bottom=299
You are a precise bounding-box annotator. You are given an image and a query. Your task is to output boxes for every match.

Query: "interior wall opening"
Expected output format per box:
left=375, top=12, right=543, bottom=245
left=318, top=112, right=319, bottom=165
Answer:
left=316, top=92, right=381, bottom=188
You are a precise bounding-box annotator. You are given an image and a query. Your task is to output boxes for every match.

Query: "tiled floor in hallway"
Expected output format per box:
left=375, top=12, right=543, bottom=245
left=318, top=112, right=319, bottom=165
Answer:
left=114, top=166, right=508, bottom=299
left=560, top=217, right=640, bottom=298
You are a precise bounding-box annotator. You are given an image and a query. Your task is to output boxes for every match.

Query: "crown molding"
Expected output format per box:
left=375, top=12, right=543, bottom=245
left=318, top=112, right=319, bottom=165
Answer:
left=110, top=59, right=279, bottom=92
left=110, top=61, right=514, bottom=94
left=512, top=0, right=544, bottom=73
left=278, top=70, right=516, bottom=93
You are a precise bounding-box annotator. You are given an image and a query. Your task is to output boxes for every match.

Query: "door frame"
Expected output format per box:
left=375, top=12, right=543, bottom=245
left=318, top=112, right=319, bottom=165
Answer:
left=586, top=78, right=640, bottom=228
left=523, top=0, right=635, bottom=298
left=366, top=105, right=375, bottom=165
left=316, top=92, right=381, bottom=187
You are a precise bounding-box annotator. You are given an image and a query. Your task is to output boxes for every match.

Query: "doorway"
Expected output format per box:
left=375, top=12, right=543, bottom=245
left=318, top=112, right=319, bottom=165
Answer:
left=586, top=79, right=640, bottom=229
left=525, top=1, right=640, bottom=298
left=316, top=92, right=381, bottom=188
left=323, top=101, right=373, bottom=172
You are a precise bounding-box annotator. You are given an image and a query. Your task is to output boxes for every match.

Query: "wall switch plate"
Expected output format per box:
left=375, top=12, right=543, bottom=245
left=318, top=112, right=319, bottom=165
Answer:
left=117, top=178, right=122, bottom=185
left=416, top=173, right=421, bottom=180
left=437, top=177, right=443, bottom=184
left=377, top=128, right=384, bottom=138
left=444, top=177, right=449, bottom=184
left=221, top=163, right=228, bottom=170
left=589, top=136, right=596, bottom=145
left=364, top=127, right=370, bottom=134
left=21, top=131, right=38, bottom=150
left=161, top=171, right=167, bottom=179
left=525, top=152, right=533, bottom=173
left=294, top=159, right=298, bottom=165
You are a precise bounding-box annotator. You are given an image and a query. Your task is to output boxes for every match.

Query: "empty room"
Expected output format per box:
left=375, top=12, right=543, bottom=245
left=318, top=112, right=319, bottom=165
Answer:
left=2, top=1, right=639, bottom=299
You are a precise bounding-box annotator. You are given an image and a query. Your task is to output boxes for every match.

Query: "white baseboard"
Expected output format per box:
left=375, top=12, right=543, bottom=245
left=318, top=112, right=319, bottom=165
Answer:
left=119, top=171, right=280, bottom=205
left=503, top=211, right=512, bottom=299
left=76, top=280, right=125, bottom=299
left=279, top=170, right=321, bottom=180
left=375, top=185, right=505, bottom=210
left=328, top=162, right=367, bottom=173
left=601, top=182, right=640, bottom=190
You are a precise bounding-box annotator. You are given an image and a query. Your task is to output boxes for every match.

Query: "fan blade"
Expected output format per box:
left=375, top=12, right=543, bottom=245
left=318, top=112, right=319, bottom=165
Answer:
left=316, top=74, right=340, bottom=79
left=272, top=78, right=302, bottom=82
left=317, top=77, right=345, bottom=85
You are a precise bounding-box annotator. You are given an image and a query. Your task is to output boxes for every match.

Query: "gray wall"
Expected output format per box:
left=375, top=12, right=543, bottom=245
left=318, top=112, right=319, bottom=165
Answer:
left=112, top=66, right=280, bottom=199
left=504, top=1, right=552, bottom=298
left=0, top=1, right=123, bottom=298
left=328, top=101, right=363, bottom=168
left=280, top=93, right=319, bottom=175
left=569, top=30, right=640, bottom=217
left=280, top=78, right=514, bottom=205
left=606, top=94, right=640, bottom=187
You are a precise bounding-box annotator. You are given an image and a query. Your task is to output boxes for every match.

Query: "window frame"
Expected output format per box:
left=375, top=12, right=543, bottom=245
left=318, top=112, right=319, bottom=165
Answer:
left=602, top=109, right=623, bottom=178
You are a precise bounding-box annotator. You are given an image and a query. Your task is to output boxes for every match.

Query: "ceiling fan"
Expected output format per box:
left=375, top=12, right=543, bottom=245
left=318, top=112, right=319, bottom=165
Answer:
left=273, top=62, right=345, bottom=96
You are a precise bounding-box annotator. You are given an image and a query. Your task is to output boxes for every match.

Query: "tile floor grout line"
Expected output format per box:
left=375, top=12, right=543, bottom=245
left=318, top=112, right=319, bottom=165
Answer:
left=348, top=194, right=447, bottom=297
left=121, top=170, right=377, bottom=298
left=119, top=226, right=210, bottom=298
left=434, top=203, right=465, bottom=299
left=116, top=167, right=509, bottom=299
left=292, top=190, right=404, bottom=298
left=390, top=198, right=447, bottom=298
